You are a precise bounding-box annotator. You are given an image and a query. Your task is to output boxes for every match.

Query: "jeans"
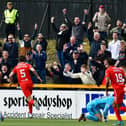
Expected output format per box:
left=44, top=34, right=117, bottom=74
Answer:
left=99, top=31, right=107, bottom=40
left=57, top=50, right=64, bottom=68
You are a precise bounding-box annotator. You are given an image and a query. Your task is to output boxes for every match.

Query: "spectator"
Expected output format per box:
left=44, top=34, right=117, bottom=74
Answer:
left=26, top=51, right=34, bottom=66
left=110, top=20, right=122, bottom=40
left=3, top=34, right=18, bottom=68
left=3, top=2, right=19, bottom=38
left=63, top=63, right=73, bottom=84
left=108, top=32, right=120, bottom=60
left=89, top=32, right=101, bottom=60
left=93, top=5, right=111, bottom=40
left=50, top=63, right=64, bottom=84
left=115, top=40, right=126, bottom=66
left=32, top=44, right=47, bottom=84
left=63, top=8, right=88, bottom=43
left=63, top=36, right=79, bottom=63
left=97, top=40, right=111, bottom=62
left=33, top=33, right=48, bottom=52
left=17, top=23, right=37, bottom=56
left=121, top=23, right=126, bottom=41
left=64, top=64, right=96, bottom=84
left=0, top=50, right=11, bottom=70
left=51, top=16, right=70, bottom=68
left=77, top=44, right=88, bottom=65
left=0, top=64, right=10, bottom=83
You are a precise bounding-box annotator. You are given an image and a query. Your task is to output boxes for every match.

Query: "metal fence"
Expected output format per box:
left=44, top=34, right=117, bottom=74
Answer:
left=0, top=0, right=125, bottom=39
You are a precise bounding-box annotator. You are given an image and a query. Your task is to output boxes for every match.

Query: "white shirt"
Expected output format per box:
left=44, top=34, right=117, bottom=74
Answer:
left=108, top=40, right=120, bottom=60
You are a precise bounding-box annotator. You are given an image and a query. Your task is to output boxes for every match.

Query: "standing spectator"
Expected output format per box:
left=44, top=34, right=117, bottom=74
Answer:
left=17, top=23, right=37, bottom=56
left=3, top=2, right=19, bottom=38
left=63, top=8, right=88, bottom=43
left=3, top=34, right=18, bottom=68
left=32, top=44, right=47, bottom=84
left=115, top=40, right=126, bottom=66
left=121, top=23, right=126, bottom=41
left=108, top=32, right=120, bottom=60
left=33, top=33, right=48, bottom=52
left=93, top=5, right=111, bottom=40
left=89, top=32, right=101, bottom=60
left=110, top=20, right=122, bottom=40
left=51, top=17, right=70, bottom=68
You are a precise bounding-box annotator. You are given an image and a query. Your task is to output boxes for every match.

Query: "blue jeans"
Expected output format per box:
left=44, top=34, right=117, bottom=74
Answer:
left=32, top=69, right=46, bottom=84
left=57, top=50, right=64, bottom=68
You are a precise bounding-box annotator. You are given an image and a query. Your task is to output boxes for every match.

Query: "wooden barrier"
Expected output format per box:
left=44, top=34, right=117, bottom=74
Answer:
left=0, top=83, right=113, bottom=89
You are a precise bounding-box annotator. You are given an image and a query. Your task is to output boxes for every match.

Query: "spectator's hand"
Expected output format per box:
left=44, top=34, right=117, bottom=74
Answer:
left=63, top=44, right=68, bottom=52
left=107, top=24, right=111, bottom=30
left=88, top=22, right=92, bottom=29
left=51, top=17, right=55, bottom=23
left=34, top=23, right=38, bottom=30
left=62, top=8, right=67, bottom=15
left=17, top=23, right=20, bottom=31
left=83, top=9, right=88, bottom=15
left=89, top=57, right=93, bottom=61
left=32, top=49, right=36, bottom=54
left=122, top=23, right=126, bottom=29
left=95, top=12, right=98, bottom=17
left=104, top=12, right=108, bottom=16
left=70, top=50, right=73, bottom=54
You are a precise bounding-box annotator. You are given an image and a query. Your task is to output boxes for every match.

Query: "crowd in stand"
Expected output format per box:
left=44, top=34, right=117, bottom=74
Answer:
left=0, top=2, right=126, bottom=85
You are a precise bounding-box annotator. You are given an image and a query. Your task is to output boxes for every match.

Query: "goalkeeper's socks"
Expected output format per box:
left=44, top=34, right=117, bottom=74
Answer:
left=120, top=106, right=126, bottom=112
left=34, top=100, right=40, bottom=110
left=113, top=107, right=122, bottom=121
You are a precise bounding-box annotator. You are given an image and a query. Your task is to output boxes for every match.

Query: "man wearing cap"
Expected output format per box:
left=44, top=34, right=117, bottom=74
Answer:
left=4, top=2, right=19, bottom=38
left=93, top=5, right=111, bottom=40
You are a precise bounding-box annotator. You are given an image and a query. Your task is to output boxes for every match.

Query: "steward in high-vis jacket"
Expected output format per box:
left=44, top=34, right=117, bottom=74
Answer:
left=4, top=2, right=19, bottom=38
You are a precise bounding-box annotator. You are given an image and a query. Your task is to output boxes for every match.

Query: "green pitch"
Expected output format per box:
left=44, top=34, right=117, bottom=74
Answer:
left=0, top=119, right=126, bottom=126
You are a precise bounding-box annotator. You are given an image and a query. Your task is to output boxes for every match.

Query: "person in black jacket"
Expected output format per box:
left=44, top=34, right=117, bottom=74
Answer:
left=51, top=16, right=71, bottom=68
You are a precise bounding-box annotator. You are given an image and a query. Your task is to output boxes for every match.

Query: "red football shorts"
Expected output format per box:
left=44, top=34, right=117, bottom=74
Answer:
left=114, top=85, right=125, bottom=104
left=20, top=82, right=33, bottom=98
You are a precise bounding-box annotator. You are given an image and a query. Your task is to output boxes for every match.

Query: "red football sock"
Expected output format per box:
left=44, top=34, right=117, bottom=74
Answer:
left=113, top=107, right=122, bottom=121
left=29, top=99, right=34, bottom=105
left=120, top=106, right=126, bottom=112
left=28, top=102, right=33, bottom=114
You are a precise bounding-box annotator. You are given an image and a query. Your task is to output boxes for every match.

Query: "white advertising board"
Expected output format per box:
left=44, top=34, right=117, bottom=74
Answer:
left=0, top=90, right=126, bottom=119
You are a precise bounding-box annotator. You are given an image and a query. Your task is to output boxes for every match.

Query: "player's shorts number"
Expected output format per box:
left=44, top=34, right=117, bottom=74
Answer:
left=115, top=73, right=123, bottom=83
left=20, top=69, right=26, bottom=78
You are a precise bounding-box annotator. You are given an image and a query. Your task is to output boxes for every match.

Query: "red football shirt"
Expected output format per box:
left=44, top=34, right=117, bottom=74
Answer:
left=12, top=62, right=33, bottom=84
left=105, top=66, right=125, bottom=88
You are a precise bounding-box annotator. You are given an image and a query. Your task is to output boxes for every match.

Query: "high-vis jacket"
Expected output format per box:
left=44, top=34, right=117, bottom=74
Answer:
left=4, top=9, right=18, bottom=24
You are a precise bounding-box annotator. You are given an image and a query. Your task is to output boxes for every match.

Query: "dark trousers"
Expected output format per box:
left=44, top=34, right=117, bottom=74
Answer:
left=5, top=23, right=16, bottom=38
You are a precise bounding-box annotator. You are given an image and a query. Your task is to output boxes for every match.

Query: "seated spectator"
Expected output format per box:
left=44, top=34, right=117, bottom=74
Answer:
left=109, top=20, right=122, bottom=40
left=63, top=64, right=96, bottom=84
left=33, top=33, right=48, bottom=52
left=97, top=41, right=111, bottom=62
left=115, top=40, right=126, bottom=66
left=0, top=64, right=10, bottom=83
left=63, top=36, right=79, bottom=63
left=32, top=44, right=47, bottom=84
left=50, top=63, right=64, bottom=84
left=77, top=44, right=88, bottom=65
left=108, top=32, right=120, bottom=60
left=17, top=23, right=38, bottom=56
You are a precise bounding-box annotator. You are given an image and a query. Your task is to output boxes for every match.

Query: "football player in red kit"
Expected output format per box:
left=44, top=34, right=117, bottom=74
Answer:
left=105, top=58, right=126, bottom=126
left=9, top=56, right=42, bottom=118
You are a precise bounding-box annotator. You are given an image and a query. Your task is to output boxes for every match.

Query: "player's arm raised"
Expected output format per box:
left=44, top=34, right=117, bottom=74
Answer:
left=30, top=67, right=42, bottom=83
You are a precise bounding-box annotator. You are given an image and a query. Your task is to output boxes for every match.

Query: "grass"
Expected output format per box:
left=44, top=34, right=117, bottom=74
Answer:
left=0, top=119, right=126, bottom=126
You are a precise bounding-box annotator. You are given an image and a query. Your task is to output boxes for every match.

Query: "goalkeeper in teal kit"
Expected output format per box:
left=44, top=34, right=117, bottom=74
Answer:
left=78, top=96, right=114, bottom=122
